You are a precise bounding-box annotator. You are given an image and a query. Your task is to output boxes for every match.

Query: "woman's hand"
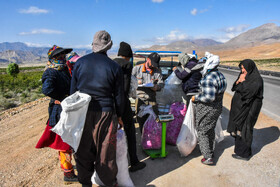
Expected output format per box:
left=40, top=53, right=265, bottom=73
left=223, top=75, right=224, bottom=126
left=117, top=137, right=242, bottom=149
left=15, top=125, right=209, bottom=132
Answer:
left=54, top=100, right=61, bottom=105
left=236, top=73, right=246, bottom=84
left=172, top=66, right=177, bottom=71
left=118, top=117, right=124, bottom=129
left=191, top=96, right=195, bottom=102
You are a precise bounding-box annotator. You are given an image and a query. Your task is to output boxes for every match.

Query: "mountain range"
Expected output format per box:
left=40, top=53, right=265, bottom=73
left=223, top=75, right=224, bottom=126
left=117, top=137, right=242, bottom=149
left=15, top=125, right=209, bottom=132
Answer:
left=1, top=23, right=280, bottom=66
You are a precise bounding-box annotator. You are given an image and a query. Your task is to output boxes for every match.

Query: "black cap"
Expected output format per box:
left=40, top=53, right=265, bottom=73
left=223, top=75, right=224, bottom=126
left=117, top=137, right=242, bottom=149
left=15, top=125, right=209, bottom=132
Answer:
left=48, top=45, right=72, bottom=59
left=117, top=42, right=133, bottom=57
left=148, top=52, right=160, bottom=68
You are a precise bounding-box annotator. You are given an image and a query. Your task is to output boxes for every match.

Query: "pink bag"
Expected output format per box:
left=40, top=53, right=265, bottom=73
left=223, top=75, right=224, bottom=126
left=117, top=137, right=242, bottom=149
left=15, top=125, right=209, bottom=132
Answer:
left=166, top=102, right=186, bottom=145
left=138, top=105, right=162, bottom=150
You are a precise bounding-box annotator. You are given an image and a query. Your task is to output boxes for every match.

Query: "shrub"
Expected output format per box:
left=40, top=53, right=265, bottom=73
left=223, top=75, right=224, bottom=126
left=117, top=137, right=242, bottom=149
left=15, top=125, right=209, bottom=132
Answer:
left=6, top=63, right=20, bottom=79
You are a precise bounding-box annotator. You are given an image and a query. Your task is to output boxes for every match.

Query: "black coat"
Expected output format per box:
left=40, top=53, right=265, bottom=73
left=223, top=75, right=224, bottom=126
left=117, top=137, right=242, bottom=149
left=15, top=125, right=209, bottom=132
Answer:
left=42, top=68, right=71, bottom=126
left=113, top=58, right=132, bottom=98
left=174, top=60, right=202, bottom=94
left=227, top=59, right=263, bottom=145
left=71, top=52, right=124, bottom=117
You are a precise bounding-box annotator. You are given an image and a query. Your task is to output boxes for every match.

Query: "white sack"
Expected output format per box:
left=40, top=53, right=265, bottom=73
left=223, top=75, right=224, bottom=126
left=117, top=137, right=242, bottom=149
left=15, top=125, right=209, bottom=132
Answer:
left=51, top=91, right=91, bottom=152
left=215, top=115, right=224, bottom=143
left=176, top=100, right=198, bottom=157
left=92, top=129, right=134, bottom=187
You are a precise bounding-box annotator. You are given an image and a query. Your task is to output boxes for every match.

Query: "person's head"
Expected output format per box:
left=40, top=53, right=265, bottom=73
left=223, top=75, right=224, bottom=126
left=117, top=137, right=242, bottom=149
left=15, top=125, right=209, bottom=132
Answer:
left=239, top=59, right=257, bottom=75
left=92, top=30, right=112, bottom=53
left=118, top=42, right=133, bottom=61
left=146, top=52, right=160, bottom=69
left=48, top=45, right=73, bottom=61
left=178, top=53, right=196, bottom=67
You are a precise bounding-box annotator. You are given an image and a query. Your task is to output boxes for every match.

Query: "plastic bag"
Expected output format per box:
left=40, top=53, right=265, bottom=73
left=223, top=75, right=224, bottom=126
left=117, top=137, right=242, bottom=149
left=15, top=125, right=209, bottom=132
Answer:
left=164, top=71, right=182, bottom=85
left=92, top=129, right=134, bottom=187
left=166, top=102, right=186, bottom=145
left=215, top=115, right=224, bottom=143
left=176, top=100, right=197, bottom=156
left=157, top=73, right=187, bottom=107
left=138, top=105, right=162, bottom=150
left=51, top=91, right=91, bottom=152
left=129, top=76, right=138, bottom=99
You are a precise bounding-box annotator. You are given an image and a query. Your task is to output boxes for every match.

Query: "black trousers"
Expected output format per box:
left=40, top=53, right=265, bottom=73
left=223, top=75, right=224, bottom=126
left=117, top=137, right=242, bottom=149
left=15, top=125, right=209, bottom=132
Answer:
left=122, top=98, right=139, bottom=166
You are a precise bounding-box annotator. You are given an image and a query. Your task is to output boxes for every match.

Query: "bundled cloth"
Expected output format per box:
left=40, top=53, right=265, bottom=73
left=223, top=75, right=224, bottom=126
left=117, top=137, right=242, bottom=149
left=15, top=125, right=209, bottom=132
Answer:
left=166, top=102, right=186, bottom=145
left=92, top=129, right=134, bottom=187
left=138, top=105, right=162, bottom=150
left=51, top=91, right=91, bottom=152
left=176, top=100, right=198, bottom=157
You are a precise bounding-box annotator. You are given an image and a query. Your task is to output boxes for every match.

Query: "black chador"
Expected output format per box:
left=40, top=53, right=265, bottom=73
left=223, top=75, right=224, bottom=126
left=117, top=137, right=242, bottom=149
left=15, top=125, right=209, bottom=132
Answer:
left=227, top=59, right=263, bottom=158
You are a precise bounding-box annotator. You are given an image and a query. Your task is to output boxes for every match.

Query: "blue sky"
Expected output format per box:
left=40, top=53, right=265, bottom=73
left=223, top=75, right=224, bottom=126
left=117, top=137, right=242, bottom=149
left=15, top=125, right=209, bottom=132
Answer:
left=0, top=0, right=279, bottom=50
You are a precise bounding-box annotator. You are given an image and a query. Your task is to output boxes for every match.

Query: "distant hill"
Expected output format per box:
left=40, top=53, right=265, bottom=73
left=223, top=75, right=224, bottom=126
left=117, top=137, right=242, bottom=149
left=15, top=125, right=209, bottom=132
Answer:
left=0, top=42, right=90, bottom=66
left=1, top=23, right=280, bottom=66
left=221, top=23, right=280, bottom=49
left=143, top=23, right=280, bottom=52
left=142, top=39, right=221, bottom=52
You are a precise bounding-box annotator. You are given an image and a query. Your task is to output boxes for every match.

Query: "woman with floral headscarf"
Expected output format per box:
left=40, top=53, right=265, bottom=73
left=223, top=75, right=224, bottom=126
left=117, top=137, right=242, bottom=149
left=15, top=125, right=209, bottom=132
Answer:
left=35, top=45, right=78, bottom=184
left=192, top=52, right=227, bottom=165
left=227, top=59, right=263, bottom=161
left=66, top=52, right=81, bottom=76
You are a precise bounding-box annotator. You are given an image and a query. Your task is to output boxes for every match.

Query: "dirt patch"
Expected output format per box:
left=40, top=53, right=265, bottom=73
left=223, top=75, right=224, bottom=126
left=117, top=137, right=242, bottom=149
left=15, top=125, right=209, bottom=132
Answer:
left=0, top=93, right=279, bottom=187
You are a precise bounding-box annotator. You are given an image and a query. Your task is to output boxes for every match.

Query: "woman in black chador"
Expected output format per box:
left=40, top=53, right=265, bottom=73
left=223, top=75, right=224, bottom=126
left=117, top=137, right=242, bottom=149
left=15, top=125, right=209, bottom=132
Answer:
left=227, top=59, right=263, bottom=160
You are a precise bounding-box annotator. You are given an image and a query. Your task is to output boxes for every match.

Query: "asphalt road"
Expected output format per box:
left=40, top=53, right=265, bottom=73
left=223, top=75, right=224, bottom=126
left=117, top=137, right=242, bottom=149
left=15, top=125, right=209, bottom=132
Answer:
left=219, top=67, right=280, bottom=121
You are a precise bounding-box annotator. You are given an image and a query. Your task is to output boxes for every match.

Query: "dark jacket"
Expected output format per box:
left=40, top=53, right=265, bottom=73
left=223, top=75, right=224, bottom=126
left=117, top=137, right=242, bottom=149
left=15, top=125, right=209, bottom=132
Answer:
left=71, top=52, right=124, bottom=117
left=113, top=57, right=132, bottom=98
left=174, top=60, right=202, bottom=94
left=42, top=68, right=71, bottom=126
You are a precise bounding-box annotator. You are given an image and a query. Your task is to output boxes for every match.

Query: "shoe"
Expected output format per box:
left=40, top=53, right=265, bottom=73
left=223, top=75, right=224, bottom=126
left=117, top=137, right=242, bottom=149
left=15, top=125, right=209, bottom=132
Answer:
left=232, top=154, right=249, bottom=161
left=201, top=158, right=214, bottom=165
left=64, top=170, right=79, bottom=185
left=129, top=162, right=146, bottom=172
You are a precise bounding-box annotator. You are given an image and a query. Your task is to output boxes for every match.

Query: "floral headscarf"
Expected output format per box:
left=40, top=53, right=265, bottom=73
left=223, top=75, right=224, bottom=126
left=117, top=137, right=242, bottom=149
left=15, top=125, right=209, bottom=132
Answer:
left=47, top=45, right=67, bottom=70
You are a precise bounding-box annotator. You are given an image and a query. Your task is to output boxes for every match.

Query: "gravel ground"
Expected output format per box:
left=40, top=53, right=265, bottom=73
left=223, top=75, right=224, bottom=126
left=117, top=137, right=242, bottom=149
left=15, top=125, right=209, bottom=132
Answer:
left=0, top=93, right=279, bottom=187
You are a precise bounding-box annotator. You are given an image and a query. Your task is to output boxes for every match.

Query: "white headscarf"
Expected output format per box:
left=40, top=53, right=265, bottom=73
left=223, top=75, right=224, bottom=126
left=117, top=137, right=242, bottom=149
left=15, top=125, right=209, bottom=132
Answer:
left=201, top=51, right=220, bottom=76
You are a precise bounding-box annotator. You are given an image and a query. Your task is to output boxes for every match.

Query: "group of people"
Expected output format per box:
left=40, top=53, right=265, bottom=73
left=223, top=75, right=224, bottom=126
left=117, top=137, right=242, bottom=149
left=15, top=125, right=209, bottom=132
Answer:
left=35, top=30, right=264, bottom=186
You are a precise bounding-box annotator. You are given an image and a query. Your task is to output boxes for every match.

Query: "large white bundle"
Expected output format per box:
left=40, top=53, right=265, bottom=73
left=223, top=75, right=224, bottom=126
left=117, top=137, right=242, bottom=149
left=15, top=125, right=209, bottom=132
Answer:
left=51, top=91, right=91, bottom=152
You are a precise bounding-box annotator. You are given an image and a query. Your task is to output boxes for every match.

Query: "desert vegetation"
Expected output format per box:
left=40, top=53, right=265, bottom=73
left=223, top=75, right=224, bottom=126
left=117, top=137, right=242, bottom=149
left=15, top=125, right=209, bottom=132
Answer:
left=0, top=66, right=44, bottom=111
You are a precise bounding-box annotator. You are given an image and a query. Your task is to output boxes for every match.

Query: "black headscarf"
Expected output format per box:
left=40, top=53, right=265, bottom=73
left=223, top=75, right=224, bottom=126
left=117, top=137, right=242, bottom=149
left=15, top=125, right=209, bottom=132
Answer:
left=232, top=59, right=263, bottom=101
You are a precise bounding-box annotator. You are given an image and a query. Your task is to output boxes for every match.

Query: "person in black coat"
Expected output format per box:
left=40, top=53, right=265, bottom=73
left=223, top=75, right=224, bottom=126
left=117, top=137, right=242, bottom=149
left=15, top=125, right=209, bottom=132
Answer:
left=113, top=42, right=146, bottom=172
left=227, top=59, right=263, bottom=160
left=36, top=45, right=78, bottom=184
left=71, top=31, right=124, bottom=187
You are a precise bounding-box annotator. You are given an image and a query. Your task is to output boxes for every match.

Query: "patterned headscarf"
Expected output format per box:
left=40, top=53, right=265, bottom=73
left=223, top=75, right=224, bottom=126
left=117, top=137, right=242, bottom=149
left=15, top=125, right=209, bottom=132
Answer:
left=47, top=45, right=67, bottom=70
